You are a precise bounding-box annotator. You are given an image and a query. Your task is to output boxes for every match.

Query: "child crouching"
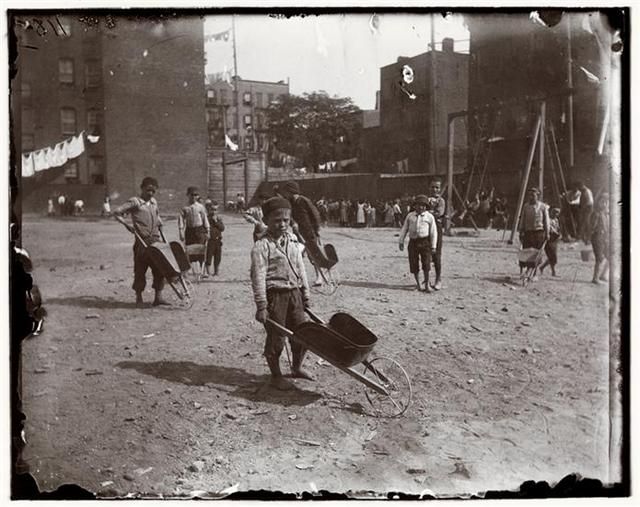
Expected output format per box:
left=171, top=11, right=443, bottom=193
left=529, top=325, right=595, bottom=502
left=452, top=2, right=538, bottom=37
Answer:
left=250, top=197, right=313, bottom=390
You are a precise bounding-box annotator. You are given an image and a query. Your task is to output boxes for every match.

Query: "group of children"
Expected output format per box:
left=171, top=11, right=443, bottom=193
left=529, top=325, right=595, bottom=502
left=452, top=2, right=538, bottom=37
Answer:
left=114, top=176, right=611, bottom=389
left=112, top=179, right=225, bottom=307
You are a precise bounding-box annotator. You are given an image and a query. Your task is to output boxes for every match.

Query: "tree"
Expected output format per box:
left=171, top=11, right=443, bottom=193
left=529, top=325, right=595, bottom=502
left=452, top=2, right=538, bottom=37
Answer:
left=265, top=91, right=362, bottom=171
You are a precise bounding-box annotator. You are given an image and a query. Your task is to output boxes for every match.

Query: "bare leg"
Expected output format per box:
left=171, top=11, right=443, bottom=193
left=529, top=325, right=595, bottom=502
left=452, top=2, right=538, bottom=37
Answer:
left=592, top=261, right=601, bottom=284
left=413, top=273, right=421, bottom=291
left=599, top=258, right=609, bottom=281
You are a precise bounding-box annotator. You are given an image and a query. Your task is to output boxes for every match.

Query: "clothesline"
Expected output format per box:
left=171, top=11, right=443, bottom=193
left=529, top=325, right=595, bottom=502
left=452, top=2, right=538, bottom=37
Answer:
left=21, top=131, right=100, bottom=178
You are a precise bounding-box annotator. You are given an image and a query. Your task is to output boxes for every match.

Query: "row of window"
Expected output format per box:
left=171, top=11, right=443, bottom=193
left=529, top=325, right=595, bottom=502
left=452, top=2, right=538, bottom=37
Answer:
left=208, top=132, right=267, bottom=151
left=206, top=89, right=283, bottom=108
left=21, top=107, right=101, bottom=151
left=59, top=107, right=102, bottom=136
left=39, top=58, right=102, bottom=88
left=205, top=109, right=267, bottom=130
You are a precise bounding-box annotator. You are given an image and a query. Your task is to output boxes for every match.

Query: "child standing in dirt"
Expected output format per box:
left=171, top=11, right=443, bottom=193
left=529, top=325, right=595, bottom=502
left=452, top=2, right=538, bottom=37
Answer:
left=178, top=187, right=210, bottom=277
left=204, top=200, right=225, bottom=278
left=540, top=207, right=561, bottom=277
left=113, top=177, right=168, bottom=307
left=398, top=195, right=438, bottom=292
left=251, top=197, right=312, bottom=390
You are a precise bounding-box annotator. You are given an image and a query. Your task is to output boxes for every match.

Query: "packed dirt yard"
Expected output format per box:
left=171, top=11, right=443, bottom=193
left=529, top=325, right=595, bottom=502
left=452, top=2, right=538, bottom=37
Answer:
left=19, top=212, right=619, bottom=497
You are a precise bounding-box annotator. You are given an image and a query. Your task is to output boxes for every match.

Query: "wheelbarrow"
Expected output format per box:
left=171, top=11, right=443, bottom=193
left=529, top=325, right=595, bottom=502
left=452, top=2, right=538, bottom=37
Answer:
left=267, top=309, right=412, bottom=417
left=115, top=216, right=195, bottom=309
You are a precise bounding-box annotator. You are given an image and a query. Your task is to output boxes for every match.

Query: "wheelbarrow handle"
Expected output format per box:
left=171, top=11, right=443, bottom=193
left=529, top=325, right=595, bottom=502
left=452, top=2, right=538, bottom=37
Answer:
left=304, top=308, right=325, bottom=324
left=265, top=318, right=294, bottom=337
left=115, top=215, right=144, bottom=243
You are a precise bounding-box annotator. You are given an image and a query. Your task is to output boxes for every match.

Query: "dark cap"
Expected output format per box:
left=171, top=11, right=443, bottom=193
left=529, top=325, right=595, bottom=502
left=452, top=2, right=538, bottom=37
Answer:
left=141, top=177, right=158, bottom=189
left=262, top=197, right=291, bottom=217
left=186, top=186, right=199, bottom=196
left=528, top=187, right=540, bottom=195
left=282, top=180, right=300, bottom=195
left=414, top=194, right=429, bottom=205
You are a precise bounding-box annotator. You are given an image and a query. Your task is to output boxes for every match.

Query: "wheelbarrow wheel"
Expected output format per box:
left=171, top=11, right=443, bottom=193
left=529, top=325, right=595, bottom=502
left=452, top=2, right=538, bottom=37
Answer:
left=361, top=357, right=412, bottom=418
left=311, top=266, right=340, bottom=296
left=167, top=275, right=195, bottom=310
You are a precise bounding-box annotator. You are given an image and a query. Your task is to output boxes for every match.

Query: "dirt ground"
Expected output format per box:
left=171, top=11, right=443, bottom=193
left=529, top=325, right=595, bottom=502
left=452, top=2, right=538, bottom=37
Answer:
left=19, top=212, right=618, bottom=497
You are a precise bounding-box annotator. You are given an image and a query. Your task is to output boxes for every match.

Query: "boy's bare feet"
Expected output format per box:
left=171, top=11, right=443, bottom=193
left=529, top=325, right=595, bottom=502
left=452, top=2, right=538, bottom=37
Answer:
left=270, top=376, right=294, bottom=390
left=433, top=280, right=442, bottom=291
left=290, top=369, right=314, bottom=381
left=135, top=292, right=143, bottom=308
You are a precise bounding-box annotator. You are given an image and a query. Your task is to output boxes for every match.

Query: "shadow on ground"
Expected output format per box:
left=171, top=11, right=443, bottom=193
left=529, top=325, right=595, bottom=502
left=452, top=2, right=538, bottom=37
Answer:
left=116, top=360, right=322, bottom=407
left=340, top=281, right=416, bottom=291
left=45, top=296, right=139, bottom=310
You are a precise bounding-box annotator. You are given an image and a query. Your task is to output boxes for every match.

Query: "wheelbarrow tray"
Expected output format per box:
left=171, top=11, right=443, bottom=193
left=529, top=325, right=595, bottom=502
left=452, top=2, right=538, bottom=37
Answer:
left=305, top=239, right=339, bottom=270
left=169, top=241, right=192, bottom=272
left=518, top=247, right=544, bottom=267
left=146, top=243, right=184, bottom=280
left=291, top=312, right=377, bottom=368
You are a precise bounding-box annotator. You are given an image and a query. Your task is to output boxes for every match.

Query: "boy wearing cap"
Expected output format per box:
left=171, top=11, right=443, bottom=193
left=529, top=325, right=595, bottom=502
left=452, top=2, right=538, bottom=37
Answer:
left=540, top=207, right=561, bottom=277
left=204, top=200, right=225, bottom=277
left=426, top=178, right=446, bottom=290
left=178, top=187, right=210, bottom=277
left=251, top=197, right=312, bottom=390
left=399, top=195, right=438, bottom=292
left=518, top=187, right=550, bottom=276
left=113, top=177, right=168, bottom=307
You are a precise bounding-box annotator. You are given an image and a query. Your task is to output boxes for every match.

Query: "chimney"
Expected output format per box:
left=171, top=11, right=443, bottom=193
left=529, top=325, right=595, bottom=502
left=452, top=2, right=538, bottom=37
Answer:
left=442, top=37, right=454, bottom=54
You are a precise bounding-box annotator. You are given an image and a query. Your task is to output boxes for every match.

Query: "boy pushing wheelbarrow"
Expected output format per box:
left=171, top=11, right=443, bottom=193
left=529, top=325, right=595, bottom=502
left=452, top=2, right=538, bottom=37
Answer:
left=112, top=177, right=171, bottom=307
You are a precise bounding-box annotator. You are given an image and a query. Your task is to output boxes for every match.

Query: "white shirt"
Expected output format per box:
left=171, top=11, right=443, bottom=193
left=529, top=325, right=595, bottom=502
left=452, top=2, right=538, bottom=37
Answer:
left=398, top=211, right=438, bottom=250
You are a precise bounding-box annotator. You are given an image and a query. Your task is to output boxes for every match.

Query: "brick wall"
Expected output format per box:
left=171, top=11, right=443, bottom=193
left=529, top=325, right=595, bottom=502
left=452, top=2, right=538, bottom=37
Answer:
left=102, top=17, right=208, bottom=214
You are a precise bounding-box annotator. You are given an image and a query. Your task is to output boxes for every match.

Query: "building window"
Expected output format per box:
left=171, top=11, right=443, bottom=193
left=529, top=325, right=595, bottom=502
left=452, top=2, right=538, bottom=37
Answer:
left=243, top=92, right=252, bottom=105
left=257, top=134, right=264, bottom=151
left=207, top=89, right=216, bottom=103
left=89, top=156, right=104, bottom=184
left=231, top=113, right=237, bottom=130
left=268, top=93, right=274, bottom=104
left=243, top=114, right=252, bottom=127
left=22, top=134, right=35, bottom=152
left=21, top=82, right=31, bottom=99
left=59, top=58, right=74, bottom=84
left=256, top=92, right=263, bottom=108
left=85, top=60, right=101, bottom=88
left=64, top=160, right=79, bottom=181
left=60, top=108, right=77, bottom=135
left=87, top=109, right=101, bottom=135
left=244, top=137, right=253, bottom=151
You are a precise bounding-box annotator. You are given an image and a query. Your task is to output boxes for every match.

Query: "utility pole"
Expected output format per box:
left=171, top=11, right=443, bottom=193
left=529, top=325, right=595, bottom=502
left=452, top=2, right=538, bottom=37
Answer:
left=222, top=105, right=228, bottom=206
left=232, top=15, right=241, bottom=153
left=567, top=15, right=575, bottom=168
left=429, top=14, right=439, bottom=174
left=538, top=101, right=546, bottom=200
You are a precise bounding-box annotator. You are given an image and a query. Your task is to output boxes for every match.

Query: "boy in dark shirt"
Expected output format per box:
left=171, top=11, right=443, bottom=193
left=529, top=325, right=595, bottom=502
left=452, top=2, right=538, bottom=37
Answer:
left=204, top=200, right=225, bottom=277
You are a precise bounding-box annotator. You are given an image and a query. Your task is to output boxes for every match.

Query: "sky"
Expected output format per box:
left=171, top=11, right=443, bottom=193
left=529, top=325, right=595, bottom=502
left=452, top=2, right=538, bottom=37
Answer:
left=204, top=13, right=469, bottom=110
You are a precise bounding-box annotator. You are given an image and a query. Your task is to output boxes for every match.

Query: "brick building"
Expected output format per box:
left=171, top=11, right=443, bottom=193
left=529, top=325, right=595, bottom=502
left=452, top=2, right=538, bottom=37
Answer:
left=15, top=14, right=208, bottom=213
left=204, top=75, right=289, bottom=152
left=464, top=12, right=611, bottom=204
left=377, top=38, right=469, bottom=174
